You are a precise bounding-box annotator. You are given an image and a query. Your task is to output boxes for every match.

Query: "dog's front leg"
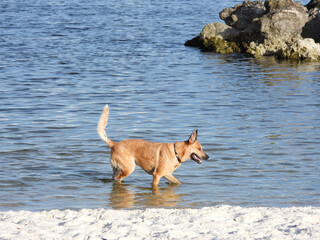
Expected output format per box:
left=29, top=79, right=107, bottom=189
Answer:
left=152, top=174, right=161, bottom=186
left=164, top=174, right=182, bottom=184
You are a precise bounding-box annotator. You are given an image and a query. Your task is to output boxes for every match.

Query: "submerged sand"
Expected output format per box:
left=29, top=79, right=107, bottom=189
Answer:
left=1, top=206, right=320, bottom=239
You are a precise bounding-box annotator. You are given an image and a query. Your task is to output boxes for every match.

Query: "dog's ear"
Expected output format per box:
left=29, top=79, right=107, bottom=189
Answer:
left=188, top=129, right=198, bottom=143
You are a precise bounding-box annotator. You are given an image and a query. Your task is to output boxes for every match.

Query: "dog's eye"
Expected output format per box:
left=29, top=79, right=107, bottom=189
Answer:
left=198, top=148, right=202, bottom=151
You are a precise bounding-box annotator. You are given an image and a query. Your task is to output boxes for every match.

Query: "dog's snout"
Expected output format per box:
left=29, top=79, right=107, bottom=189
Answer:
left=203, top=153, right=209, bottom=160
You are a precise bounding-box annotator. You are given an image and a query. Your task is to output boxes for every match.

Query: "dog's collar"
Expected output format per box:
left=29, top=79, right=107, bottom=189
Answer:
left=174, top=143, right=182, bottom=163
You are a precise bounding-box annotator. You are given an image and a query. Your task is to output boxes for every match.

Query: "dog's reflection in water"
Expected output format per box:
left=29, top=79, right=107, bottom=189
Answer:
left=105, top=181, right=183, bottom=209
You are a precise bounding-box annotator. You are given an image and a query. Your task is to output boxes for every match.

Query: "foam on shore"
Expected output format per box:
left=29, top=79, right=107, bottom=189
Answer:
left=1, top=206, right=320, bottom=239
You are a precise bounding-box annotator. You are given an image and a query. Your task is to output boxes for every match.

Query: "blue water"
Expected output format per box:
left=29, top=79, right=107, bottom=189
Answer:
left=1, top=0, right=319, bottom=211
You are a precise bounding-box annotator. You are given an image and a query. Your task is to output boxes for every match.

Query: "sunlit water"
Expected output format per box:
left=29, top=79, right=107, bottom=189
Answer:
left=1, top=0, right=319, bottom=211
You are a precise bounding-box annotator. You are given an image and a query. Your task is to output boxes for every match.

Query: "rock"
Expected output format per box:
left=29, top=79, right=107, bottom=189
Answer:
left=185, top=23, right=241, bottom=53
left=199, top=22, right=239, bottom=41
left=260, top=0, right=309, bottom=42
left=305, top=0, right=320, bottom=10
left=184, top=36, right=202, bottom=47
left=219, top=1, right=266, bottom=31
left=265, top=0, right=297, bottom=12
left=302, top=1, right=320, bottom=42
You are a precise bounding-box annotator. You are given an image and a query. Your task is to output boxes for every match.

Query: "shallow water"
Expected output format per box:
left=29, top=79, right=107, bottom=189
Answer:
left=1, top=0, right=319, bottom=211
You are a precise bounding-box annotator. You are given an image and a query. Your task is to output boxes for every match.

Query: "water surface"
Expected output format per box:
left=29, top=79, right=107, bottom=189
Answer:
left=0, top=0, right=319, bottom=211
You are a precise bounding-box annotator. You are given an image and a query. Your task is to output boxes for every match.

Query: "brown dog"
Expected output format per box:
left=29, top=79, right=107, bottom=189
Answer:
left=97, top=104, right=209, bottom=186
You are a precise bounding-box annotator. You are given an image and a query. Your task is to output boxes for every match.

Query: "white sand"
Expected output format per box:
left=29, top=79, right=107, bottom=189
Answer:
left=1, top=206, right=320, bottom=240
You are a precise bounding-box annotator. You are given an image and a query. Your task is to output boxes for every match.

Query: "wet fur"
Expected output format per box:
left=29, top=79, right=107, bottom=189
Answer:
left=97, top=104, right=209, bottom=186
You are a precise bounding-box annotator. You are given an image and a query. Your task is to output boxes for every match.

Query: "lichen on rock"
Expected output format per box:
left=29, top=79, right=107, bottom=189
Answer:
left=202, top=36, right=241, bottom=54
left=279, top=38, right=320, bottom=60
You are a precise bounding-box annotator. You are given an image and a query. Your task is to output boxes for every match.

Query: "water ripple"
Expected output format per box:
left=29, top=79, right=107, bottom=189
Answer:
left=0, top=0, right=319, bottom=211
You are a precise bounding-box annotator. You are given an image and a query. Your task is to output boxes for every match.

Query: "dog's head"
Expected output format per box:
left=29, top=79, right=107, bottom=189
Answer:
left=184, top=129, right=209, bottom=164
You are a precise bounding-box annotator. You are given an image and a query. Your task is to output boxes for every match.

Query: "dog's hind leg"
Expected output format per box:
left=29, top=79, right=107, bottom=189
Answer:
left=111, top=157, right=135, bottom=182
left=164, top=174, right=182, bottom=184
left=112, top=167, right=122, bottom=181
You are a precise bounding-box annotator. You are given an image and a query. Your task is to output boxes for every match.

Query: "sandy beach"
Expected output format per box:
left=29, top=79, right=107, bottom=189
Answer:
left=1, top=205, right=319, bottom=240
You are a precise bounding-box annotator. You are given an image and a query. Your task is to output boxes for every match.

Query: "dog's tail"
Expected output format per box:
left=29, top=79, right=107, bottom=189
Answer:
left=97, top=104, right=115, bottom=148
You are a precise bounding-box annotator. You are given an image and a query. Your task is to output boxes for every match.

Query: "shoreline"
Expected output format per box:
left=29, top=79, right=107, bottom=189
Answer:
left=1, top=205, right=319, bottom=239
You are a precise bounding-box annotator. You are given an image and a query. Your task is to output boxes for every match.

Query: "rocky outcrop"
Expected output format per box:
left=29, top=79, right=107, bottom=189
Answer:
left=185, top=0, right=320, bottom=61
